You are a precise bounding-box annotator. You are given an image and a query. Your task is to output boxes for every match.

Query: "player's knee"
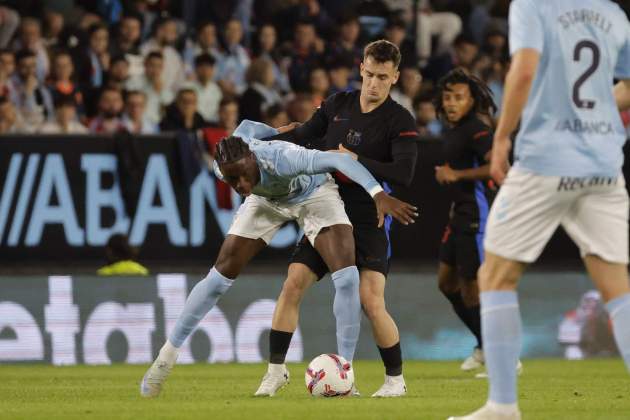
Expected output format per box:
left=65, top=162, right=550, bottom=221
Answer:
left=438, top=274, right=459, bottom=296
left=460, top=281, right=480, bottom=307
left=280, top=276, right=308, bottom=304
left=214, top=244, right=243, bottom=279
left=360, top=291, right=385, bottom=320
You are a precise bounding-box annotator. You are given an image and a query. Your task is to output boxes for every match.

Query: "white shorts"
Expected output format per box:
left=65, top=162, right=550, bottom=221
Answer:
left=484, top=168, right=629, bottom=264
left=227, top=178, right=351, bottom=246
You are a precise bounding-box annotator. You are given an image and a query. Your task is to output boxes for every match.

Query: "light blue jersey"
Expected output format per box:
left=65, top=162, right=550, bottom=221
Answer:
left=509, top=0, right=630, bottom=177
left=214, top=120, right=382, bottom=204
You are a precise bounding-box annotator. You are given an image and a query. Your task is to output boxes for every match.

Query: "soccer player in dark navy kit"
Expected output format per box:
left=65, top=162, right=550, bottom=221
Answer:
left=255, top=40, right=419, bottom=397
left=434, top=68, right=506, bottom=374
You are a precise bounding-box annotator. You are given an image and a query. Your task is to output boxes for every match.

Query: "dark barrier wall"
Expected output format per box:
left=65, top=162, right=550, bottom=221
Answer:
left=0, top=272, right=614, bottom=364
left=1, top=135, right=628, bottom=264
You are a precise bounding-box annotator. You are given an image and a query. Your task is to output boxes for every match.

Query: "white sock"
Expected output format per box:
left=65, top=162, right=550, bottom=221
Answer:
left=268, top=363, right=286, bottom=374
left=158, top=340, right=179, bottom=365
left=486, top=400, right=519, bottom=414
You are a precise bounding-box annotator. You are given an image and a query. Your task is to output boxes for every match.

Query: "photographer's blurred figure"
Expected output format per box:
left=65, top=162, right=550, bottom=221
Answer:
left=97, top=233, right=148, bottom=276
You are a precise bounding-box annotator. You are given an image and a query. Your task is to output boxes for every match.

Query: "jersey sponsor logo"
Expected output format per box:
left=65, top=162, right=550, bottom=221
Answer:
left=557, top=176, right=618, bottom=191
left=346, top=129, right=362, bottom=145
left=333, top=115, right=349, bottom=122
left=554, top=119, right=613, bottom=135
left=399, top=131, right=419, bottom=137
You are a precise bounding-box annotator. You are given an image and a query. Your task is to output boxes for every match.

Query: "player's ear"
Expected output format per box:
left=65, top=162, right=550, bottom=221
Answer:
left=359, top=62, right=364, bottom=75
left=392, top=70, right=400, bottom=85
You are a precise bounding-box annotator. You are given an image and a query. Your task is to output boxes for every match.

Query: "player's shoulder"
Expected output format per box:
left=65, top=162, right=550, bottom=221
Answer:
left=459, top=114, right=492, bottom=136
left=384, top=96, right=416, bottom=126
left=323, top=90, right=359, bottom=109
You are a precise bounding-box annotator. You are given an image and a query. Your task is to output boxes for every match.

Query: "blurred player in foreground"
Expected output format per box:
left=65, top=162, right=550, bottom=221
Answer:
left=450, top=1, right=630, bottom=419
left=140, top=120, right=417, bottom=398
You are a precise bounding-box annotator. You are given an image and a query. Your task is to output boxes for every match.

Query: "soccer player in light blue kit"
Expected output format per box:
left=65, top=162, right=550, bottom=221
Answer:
left=449, top=1, right=630, bottom=419
left=140, top=120, right=417, bottom=398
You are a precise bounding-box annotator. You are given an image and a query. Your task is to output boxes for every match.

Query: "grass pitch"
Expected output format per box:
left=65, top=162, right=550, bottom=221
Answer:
left=0, top=360, right=628, bottom=420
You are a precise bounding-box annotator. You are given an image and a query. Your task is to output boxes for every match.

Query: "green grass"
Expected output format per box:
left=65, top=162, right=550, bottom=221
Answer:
left=0, top=360, right=628, bottom=420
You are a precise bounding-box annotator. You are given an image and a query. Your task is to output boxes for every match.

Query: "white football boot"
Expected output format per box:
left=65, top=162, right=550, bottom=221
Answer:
left=447, top=402, right=521, bottom=420
left=461, top=348, right=485, bottom=371
left=140, top=357, right=174, bottom=398
left=371, top=374, right=407, bottom=397
left=254, top=364, right=290, bottom=396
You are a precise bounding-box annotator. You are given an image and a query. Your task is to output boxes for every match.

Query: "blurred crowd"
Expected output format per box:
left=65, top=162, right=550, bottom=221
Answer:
left=0, top=0, right=628, bottom=138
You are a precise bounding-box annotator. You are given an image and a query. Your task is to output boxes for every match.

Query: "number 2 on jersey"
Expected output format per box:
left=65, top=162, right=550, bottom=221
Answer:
left=572, top=40, right=600, bottom=110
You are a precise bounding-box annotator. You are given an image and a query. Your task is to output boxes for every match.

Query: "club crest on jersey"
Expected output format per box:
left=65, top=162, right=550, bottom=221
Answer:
left=346, top=129, right=362, bottom=146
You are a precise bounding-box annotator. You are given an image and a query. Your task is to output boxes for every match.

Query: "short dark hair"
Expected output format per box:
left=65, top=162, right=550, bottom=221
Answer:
left=106, top=233, right=137, bottom=263
left=216, top=136, right=251, bottom=165
left=363, top=40, right=401, bottom=68
left=54, top=94, right=76, bottom=108
left=434, top=68, right=496, bottom=122
left=454, top=33, right=477, bottom=47
left=219, top=96, right=238, bottom=108
left=15, top=49, right=36, bottom=63
left=195, top=53, right=216, bottom=67
left=145, top=51, right=163, bottom=62
left=111, top=54, right=129, bottom=66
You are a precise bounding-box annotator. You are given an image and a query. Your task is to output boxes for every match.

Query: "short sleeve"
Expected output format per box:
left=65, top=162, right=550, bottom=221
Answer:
left=390, top=108, right=420, bottom=142
left=469, top=127, right=493, bottom=163
left=615, top=24, right=630, bottom=79
left=509, top=0, right=544, bottom=55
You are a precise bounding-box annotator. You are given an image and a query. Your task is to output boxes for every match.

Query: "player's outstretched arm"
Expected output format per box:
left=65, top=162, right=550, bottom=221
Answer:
left=614, top=79, right=630, bottom=112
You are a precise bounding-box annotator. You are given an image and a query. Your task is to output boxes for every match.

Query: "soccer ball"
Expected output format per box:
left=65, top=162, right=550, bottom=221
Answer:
left=304, top=353, right=354, bottom=397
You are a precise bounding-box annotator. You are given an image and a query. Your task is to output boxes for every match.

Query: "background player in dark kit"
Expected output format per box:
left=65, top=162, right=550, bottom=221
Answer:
left=255, top=40, right=419, bottom=397
left=433, top=68, right=498, bottom=373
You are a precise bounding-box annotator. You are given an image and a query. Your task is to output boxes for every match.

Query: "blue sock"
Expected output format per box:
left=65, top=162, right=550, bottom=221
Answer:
left=169, top=267, right=234, bottom=347
left=481, top=291, right=521, bottom=405
left=332, top=266, right=361, bottom=362
left=605, top=293, right=630, bottom=371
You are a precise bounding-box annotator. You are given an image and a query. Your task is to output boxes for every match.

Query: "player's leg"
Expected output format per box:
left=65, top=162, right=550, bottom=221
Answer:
left=313, top=224, right=361, bottom=363
left=141, top=235, right=265, bottom=397
left=450, top=169, right=569, bottom=419
left=563, top=179, right=630, bottom=371
left=142, top=196, right=281, bottom=398
left=255, top=261, right=319, bottom=397
left=359, top=269, right=407, bottom=397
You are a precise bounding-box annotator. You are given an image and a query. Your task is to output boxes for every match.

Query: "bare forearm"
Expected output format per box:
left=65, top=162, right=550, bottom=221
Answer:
left=454, top=164, right=490, bottom=181
left=614, top=80, right=630, bottom=111
left=495, top=68, right=534, bottom=138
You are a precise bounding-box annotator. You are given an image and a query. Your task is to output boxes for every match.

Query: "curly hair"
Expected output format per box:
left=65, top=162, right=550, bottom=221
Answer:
left=434, top=68, right=497, bottom=124
left=216, top=136, right=251, bottom=165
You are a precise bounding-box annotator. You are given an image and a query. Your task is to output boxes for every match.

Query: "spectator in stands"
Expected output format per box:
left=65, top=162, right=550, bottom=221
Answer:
left=273, top=0, right=334, bottom=43
left=77, top=22, right=110, bottom=91
left=414, top=92, right=442, bottom=137
left=10, top=49, right=54, bottom=130
left=122, top=90, right=158, bottom=134
left=88, top=87, right=125, bottom=133
left=127, top=51, right=174, bottom=126
left=0, top=96, right=25, bottom=134
left=48, top=50, right=84, bottom=117
left=183, top=21, right=223, bottom=76
left=481, top=27, right=508, bottom=60
left=105, top=54, right=130, bottom=92
left=423, top=33, right=479, bottom=83
left=391, top=66, right=423, bottom=115
left=0, top=6, right=20, bottom=49
left=159, top=87, right=207, bottom=132
left=215, top=19, right=250, bottom=96
left=327, top=55, right=355, bottom=94
left=0, top=49, right=15, bottom=97
left=191, top=53, right=221, bottom=123
left=415, top=0, right=462, bottom=68
left=239, top=58, right=282, bottom=123
left=97, top=233, right=148, bottom=276
left=39, top=95, right=88, bottom=134
left=140, top=17, right=184, bottom=92
left=384, top=16, right=418, bottom=68
left=215, top=96, right=239, bottom=134
left=13, top=17, right=49, bottom=83
left=252, top=23, right=291, bottom=94
left=309, top=66, right=330, bottom=107
left=42, top=9, right=65, bottom=50
left=263, top=103, right=290, bottom=128
left=326, top=14, right=363, bottom=82
left=111, top=14, right=144, bottom=78
left=286, top=93, right=315, bottom=123
left=285, top=19, right=324, bottom=93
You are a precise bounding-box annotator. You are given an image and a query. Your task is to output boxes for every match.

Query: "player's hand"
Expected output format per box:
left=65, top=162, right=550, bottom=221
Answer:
left=331, top=144, right=358, bottom=160
left=276, top=122, right=301, bottom=133
left=373, top=191, right=418, bottom=228
left=434, top=164, right=458, bottom=184
left=490, top=135, right=512, bottom=185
